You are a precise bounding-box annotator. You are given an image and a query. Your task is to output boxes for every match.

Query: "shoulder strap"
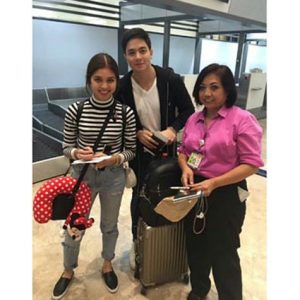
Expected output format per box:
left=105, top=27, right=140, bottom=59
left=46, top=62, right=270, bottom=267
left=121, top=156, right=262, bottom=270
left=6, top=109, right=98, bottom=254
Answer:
left=121, top=104, right=126, bottom=150
left=64, top=99, right=86, bottom=176
left=76, top=99, right=85, bottom=126
left=72, top=101, right=117, bottom=194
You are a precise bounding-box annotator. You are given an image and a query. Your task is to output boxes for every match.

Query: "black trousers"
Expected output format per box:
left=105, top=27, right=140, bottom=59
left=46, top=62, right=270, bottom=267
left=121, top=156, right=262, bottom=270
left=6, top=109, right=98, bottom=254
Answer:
left=184, top=177, right=247, bottom=300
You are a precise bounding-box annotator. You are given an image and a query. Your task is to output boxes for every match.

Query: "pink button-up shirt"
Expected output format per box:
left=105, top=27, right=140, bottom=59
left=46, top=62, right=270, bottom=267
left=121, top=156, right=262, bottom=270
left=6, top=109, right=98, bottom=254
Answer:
left=178, top=106, right=264, bottom=178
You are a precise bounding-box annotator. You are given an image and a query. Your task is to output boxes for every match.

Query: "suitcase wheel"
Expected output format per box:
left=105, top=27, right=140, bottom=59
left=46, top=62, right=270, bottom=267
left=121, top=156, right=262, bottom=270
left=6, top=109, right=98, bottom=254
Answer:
left=182, top=273, right=189, bottom=285
left=141, top=286, right=147, bottom=296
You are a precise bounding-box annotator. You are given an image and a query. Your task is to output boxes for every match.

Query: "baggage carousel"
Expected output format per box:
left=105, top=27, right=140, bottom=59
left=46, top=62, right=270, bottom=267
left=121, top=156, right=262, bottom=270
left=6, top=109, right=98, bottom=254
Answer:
left=32, top=87, right=89, bottom=182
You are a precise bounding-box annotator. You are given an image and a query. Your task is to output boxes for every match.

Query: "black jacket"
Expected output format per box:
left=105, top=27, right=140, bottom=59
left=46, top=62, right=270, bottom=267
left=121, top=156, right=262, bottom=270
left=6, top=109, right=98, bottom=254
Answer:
left=115, top=65, right=194, bottom=179
left=115, top=65, right=195, bottom=133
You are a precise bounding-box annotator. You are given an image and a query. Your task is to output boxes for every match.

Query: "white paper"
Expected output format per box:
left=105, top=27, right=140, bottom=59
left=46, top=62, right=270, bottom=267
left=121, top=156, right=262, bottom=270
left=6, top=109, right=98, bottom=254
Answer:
left=72, top=155, right=111, bottom=165
left=237, top=186, right=250, bottom=202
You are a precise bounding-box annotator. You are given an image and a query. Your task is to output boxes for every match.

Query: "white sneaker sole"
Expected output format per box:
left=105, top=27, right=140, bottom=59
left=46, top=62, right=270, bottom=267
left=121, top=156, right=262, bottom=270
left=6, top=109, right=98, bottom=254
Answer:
left=105, top=284, right=118, bottom=294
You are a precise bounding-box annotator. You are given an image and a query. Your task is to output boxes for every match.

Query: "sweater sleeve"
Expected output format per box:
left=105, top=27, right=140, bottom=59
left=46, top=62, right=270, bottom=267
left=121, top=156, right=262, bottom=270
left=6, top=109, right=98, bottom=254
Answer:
left=121, top=105, right=136, bottom=162
left=63, top=102, right=79, bottom=159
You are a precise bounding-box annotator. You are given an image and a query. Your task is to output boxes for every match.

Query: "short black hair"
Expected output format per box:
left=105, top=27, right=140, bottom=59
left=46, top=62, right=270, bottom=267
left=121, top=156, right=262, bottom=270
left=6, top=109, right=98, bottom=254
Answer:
left=192, top=63, right=237, bottom=107
left=121, top=27, right=152, bottom=53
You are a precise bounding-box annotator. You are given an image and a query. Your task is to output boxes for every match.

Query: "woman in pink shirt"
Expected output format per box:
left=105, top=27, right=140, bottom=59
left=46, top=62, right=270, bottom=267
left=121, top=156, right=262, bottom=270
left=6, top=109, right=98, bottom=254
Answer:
left=178, top=64, right=263, bottom=300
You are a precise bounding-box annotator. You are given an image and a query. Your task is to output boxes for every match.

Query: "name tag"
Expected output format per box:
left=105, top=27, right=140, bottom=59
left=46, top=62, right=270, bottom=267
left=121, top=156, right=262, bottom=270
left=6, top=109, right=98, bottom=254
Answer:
left=187, top=152, right=203, bottom=169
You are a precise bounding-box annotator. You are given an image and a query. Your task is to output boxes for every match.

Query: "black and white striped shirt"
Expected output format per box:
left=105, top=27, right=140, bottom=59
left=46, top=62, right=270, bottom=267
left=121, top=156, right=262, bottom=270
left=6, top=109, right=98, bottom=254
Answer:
left=63, top=96, right=136, bottom=162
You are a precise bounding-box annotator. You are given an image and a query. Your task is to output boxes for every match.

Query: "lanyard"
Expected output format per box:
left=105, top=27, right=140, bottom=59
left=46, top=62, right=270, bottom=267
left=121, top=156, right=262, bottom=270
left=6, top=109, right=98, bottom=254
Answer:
left=198, top=130, right=207, bottom=155
left=193, top=192, right=208, bottom=234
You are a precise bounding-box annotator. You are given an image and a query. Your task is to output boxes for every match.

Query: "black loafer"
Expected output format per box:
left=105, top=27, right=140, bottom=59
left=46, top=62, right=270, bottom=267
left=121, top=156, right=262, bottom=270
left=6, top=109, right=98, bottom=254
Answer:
left=52, top=272, right=74, bottom=300
left=102, top=269, right=118, bottom=293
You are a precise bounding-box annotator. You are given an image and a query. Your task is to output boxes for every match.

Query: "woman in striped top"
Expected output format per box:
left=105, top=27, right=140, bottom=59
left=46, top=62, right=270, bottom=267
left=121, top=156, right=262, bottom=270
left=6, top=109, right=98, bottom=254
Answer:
left=52, top=53, right=136, bottom=300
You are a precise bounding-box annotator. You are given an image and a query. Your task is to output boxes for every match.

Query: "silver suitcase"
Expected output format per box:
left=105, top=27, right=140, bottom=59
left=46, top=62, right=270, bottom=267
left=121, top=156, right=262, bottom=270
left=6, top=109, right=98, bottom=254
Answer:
left=135, top=218, right=189, bottom=295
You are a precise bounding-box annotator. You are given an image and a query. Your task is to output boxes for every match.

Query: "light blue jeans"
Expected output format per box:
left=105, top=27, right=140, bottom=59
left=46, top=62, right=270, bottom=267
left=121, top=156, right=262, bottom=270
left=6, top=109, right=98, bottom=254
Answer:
left=62, top=164, right=125, bottom=270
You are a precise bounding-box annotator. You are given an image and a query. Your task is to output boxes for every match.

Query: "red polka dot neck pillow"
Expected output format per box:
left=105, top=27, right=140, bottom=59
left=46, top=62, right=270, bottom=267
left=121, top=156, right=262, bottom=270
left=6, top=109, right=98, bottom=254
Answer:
left=33, top=176, right=94, bottom=235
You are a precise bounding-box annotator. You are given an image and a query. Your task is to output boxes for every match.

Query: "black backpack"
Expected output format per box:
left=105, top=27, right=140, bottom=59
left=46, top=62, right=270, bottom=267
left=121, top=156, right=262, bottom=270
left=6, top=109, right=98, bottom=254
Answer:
left=139, top=157, right=182, bottom=227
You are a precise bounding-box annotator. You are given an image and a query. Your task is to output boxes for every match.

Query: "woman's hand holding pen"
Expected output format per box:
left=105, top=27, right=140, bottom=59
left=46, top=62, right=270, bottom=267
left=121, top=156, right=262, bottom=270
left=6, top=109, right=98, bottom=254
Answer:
left=181, top=166, right=194, bottom=187
left=74, top=146, right=94, bottom=161
left=180, top=158, right=216, bottom=197
left=94, top=151, right=107, bottom=158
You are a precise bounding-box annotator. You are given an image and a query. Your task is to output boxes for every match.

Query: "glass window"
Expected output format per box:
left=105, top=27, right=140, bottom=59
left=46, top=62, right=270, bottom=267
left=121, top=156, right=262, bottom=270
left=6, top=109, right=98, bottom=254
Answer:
left=245, top=44, right=267, bottom=72
left=200, top=39, right=238, bottom=74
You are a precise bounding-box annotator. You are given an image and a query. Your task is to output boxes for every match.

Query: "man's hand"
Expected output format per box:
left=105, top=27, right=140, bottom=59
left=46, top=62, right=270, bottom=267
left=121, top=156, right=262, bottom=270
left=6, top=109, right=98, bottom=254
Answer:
left=137, top=129, right=158, bottom=149
left=160, top=127, right=176, bottom=145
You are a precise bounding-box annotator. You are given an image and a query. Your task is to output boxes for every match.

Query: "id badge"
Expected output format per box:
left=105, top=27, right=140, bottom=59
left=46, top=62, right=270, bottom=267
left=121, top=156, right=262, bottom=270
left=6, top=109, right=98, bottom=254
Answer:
left=187, top=152, right=203, bottom=169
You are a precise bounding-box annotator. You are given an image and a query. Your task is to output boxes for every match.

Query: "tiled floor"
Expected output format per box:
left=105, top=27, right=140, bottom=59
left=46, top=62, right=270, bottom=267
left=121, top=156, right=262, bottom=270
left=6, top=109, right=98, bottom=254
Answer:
left=32, top=119, right=267, bottom=300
